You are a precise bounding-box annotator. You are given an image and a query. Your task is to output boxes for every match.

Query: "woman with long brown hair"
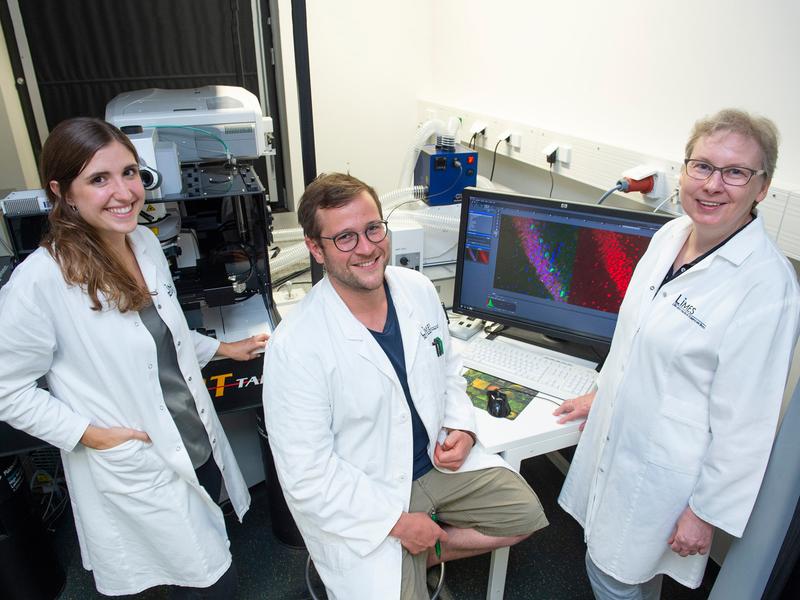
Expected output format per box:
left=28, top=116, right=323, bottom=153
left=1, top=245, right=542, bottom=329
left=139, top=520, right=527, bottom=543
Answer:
left=0, top=117, right=266, bottom=597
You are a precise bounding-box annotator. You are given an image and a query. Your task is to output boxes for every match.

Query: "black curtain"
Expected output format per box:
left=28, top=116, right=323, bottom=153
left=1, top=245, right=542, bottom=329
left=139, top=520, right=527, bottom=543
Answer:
left=18, top=0, right=259, bottom=127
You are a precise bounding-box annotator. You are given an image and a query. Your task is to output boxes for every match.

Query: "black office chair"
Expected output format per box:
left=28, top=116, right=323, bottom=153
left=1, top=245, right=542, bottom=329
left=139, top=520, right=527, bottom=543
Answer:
left=305, top=555, right=446, bottom=600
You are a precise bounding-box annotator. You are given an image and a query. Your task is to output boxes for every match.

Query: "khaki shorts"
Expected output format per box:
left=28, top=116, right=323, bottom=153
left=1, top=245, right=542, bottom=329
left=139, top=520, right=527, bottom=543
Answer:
left=401, top=467, right=548, bottom=600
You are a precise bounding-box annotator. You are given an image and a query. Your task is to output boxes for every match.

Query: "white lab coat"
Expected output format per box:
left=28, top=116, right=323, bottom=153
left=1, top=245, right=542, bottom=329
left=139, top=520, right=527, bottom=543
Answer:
left=263, top=266, right=506, bottom=599
left=0, top=226, right=250, bottom=596
left=559, top=215, right=800, bottom=588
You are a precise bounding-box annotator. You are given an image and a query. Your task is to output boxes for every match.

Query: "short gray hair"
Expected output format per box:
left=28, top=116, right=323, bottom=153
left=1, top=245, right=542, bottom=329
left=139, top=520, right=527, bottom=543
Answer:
left=685, top=108, right=779, bottom=181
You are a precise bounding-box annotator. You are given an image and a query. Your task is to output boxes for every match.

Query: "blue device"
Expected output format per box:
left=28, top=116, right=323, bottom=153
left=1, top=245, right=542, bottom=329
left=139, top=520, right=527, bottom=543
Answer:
left=414, top=143, right=478, bottom=206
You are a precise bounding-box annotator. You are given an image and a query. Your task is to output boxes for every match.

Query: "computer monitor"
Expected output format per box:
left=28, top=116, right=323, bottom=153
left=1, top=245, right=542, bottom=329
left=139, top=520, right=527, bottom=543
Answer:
left=453, top=187, right=673, bottom=354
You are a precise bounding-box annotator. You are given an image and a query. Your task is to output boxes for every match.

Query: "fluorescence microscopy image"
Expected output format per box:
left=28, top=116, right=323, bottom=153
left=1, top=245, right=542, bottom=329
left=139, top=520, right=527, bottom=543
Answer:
left=466, top=246, right=490, bottom=264
left=570, top=227, right=650, bottom=312
left=493, top=215, right=650, bottom=313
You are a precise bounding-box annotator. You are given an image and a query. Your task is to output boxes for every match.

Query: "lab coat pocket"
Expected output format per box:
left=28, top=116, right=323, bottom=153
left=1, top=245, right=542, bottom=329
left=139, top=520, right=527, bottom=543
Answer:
left=86, top=439, right=176, bottom=495
left=620, top=460, right=698, bottom=567
left=305, top=535, right=358, bottom=573
left=646, top=395, right=710, bottom=476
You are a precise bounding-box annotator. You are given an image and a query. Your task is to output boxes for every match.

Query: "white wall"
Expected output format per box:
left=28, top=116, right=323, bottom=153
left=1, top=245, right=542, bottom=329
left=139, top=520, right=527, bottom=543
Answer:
left=305, top=0, right=434, bottom=197
left=427, top=0, right=800, bottom=188
left=300, top=0, right=800, bottom=203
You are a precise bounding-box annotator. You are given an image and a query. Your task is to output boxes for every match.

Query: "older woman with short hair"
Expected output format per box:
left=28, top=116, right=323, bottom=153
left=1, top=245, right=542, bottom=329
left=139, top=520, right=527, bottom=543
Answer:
left=555, top=108, right=800, bottom=599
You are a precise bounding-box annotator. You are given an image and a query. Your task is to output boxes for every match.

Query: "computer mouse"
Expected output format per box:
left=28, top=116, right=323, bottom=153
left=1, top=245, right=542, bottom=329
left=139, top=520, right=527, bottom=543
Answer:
left=486, top=389, right=511, bottom=418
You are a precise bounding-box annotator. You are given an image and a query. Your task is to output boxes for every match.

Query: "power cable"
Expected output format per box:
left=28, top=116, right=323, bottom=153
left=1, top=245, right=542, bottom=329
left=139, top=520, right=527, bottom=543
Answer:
left=489, top=139, right=504, bottom=181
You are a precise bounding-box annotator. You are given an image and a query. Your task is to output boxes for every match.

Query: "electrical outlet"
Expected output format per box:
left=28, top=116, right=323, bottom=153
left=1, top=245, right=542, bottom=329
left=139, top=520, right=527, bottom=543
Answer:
left=559, top=145, right=572, bottom=166
left=644, top=171, right=670, bottom=201
left=509, top=132, right=522, bottom=150
left=622, top=165, right=658, bottom=181
left=622, top=165, right=670, bottom=201
left=543, top=142, right=559, bottom=163
left=470, top=120, right=487, bottom=135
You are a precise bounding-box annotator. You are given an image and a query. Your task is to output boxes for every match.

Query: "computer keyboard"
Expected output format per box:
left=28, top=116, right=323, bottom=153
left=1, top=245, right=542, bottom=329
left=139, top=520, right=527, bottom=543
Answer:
left=462, top=337, right=597, bottom=399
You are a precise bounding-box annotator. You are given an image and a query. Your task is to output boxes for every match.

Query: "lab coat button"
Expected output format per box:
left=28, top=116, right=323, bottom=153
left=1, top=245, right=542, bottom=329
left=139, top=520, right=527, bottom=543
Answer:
left=157, top=304, right=162, bottom=309
left=176, top=445, right=182, bottom=452
left=134, top=321, right=140, bottom=327
left=649, top=285, right=655, bottom=291
left=212, top=438, right=217, bottom=444
left=177, top=340, right=181, bottom=347
left=148, top=363, right=153, bottom=369
left=398, top=473, right=406, bottom=481
left=159, top=405, right=165, bottom=411
left=188, top=376, right=193, bottom=382
left=200, top=408, right=206, bottom=414
left=662, top=292, right=667, bottom=298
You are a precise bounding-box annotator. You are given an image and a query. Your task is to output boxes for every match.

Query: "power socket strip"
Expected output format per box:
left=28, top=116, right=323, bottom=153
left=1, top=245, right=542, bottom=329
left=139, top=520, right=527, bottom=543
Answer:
left=448, top=315, right=484, bottom=340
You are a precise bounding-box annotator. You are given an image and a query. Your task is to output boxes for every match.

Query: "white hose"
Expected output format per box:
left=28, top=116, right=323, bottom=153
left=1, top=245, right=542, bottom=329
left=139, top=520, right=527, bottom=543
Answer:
left=445, top=116, right=460, bottom=139
left=380, top=185, right=427, bottom=213
left=391, top=208, right=460, bottom=233
left=398, top=119, right=444, bottom=188
left=271, top=227, right=304, bottom=243
left=397, top=116, right=462, bottom=189
left=270, top=240, right=309, bottom=273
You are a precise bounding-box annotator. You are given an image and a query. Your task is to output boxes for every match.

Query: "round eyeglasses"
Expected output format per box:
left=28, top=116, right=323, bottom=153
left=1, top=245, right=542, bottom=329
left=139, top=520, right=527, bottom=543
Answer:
left=684, top=159, right=766, bottom=187
left=319, top=220, right=389, bottom=252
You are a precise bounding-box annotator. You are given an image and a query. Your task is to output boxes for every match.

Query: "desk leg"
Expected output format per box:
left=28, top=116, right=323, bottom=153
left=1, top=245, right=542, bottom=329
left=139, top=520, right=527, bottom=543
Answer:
left=487, top=547, right=510, bottom=600
left=485, top=452, right=523, bottom=600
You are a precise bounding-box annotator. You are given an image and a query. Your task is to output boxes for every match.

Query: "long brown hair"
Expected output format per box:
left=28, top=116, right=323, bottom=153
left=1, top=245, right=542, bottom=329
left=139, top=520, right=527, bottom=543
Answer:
left=40, top=117, right=150, bottom=312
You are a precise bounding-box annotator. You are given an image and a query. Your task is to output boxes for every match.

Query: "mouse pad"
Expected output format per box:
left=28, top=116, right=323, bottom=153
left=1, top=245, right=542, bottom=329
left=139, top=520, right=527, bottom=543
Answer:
left=463, top=368, right=537, bottom=420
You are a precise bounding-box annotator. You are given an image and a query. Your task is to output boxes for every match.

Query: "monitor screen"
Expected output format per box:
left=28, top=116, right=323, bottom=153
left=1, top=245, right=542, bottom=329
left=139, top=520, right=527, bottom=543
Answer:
left=453, top=188, right=673, bottom=347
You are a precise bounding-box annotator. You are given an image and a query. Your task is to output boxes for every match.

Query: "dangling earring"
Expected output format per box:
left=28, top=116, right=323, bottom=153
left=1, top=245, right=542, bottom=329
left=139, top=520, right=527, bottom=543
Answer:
left=69, top=204, right=78, bottom=212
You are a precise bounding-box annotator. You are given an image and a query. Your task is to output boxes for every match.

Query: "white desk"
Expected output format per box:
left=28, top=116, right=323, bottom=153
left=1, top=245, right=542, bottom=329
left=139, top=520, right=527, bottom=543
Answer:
left=478, top=398, right=582, bottom=600
left=452, top=335, right=588, bottom=600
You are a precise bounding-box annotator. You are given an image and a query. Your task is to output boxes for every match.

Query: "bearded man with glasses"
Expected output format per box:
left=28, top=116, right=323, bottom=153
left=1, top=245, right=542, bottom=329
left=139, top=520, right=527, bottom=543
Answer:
left=263, top=173, right=546, bottom=599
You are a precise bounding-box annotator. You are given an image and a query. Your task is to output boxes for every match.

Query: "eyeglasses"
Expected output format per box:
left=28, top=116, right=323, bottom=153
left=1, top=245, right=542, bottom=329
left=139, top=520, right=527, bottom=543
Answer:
left=683, top=159, right=766, bottom=187
left=319, top=220, right=389, bottom=252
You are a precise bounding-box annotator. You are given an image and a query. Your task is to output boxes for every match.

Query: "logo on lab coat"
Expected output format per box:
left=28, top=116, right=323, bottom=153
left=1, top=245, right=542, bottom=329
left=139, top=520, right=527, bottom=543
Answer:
left=672, top=294, right=707, bottom=329
left=420, top=322, right=439, bottom=339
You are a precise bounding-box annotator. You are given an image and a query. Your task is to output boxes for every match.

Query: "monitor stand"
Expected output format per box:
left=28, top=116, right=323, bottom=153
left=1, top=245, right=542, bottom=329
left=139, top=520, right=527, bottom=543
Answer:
left=486, top=325, right=607, bottom=367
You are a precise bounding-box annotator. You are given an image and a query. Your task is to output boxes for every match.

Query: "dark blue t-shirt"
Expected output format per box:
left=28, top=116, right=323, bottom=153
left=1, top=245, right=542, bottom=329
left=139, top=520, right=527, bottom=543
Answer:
left=369, top=285, right=434, bottom=480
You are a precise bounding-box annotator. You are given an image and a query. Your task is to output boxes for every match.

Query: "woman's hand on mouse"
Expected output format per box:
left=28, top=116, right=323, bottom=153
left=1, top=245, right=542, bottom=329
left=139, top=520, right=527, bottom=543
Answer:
left=80, top=424, right=151, bottom=450
left=553, top=389, right=596, bottom=431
